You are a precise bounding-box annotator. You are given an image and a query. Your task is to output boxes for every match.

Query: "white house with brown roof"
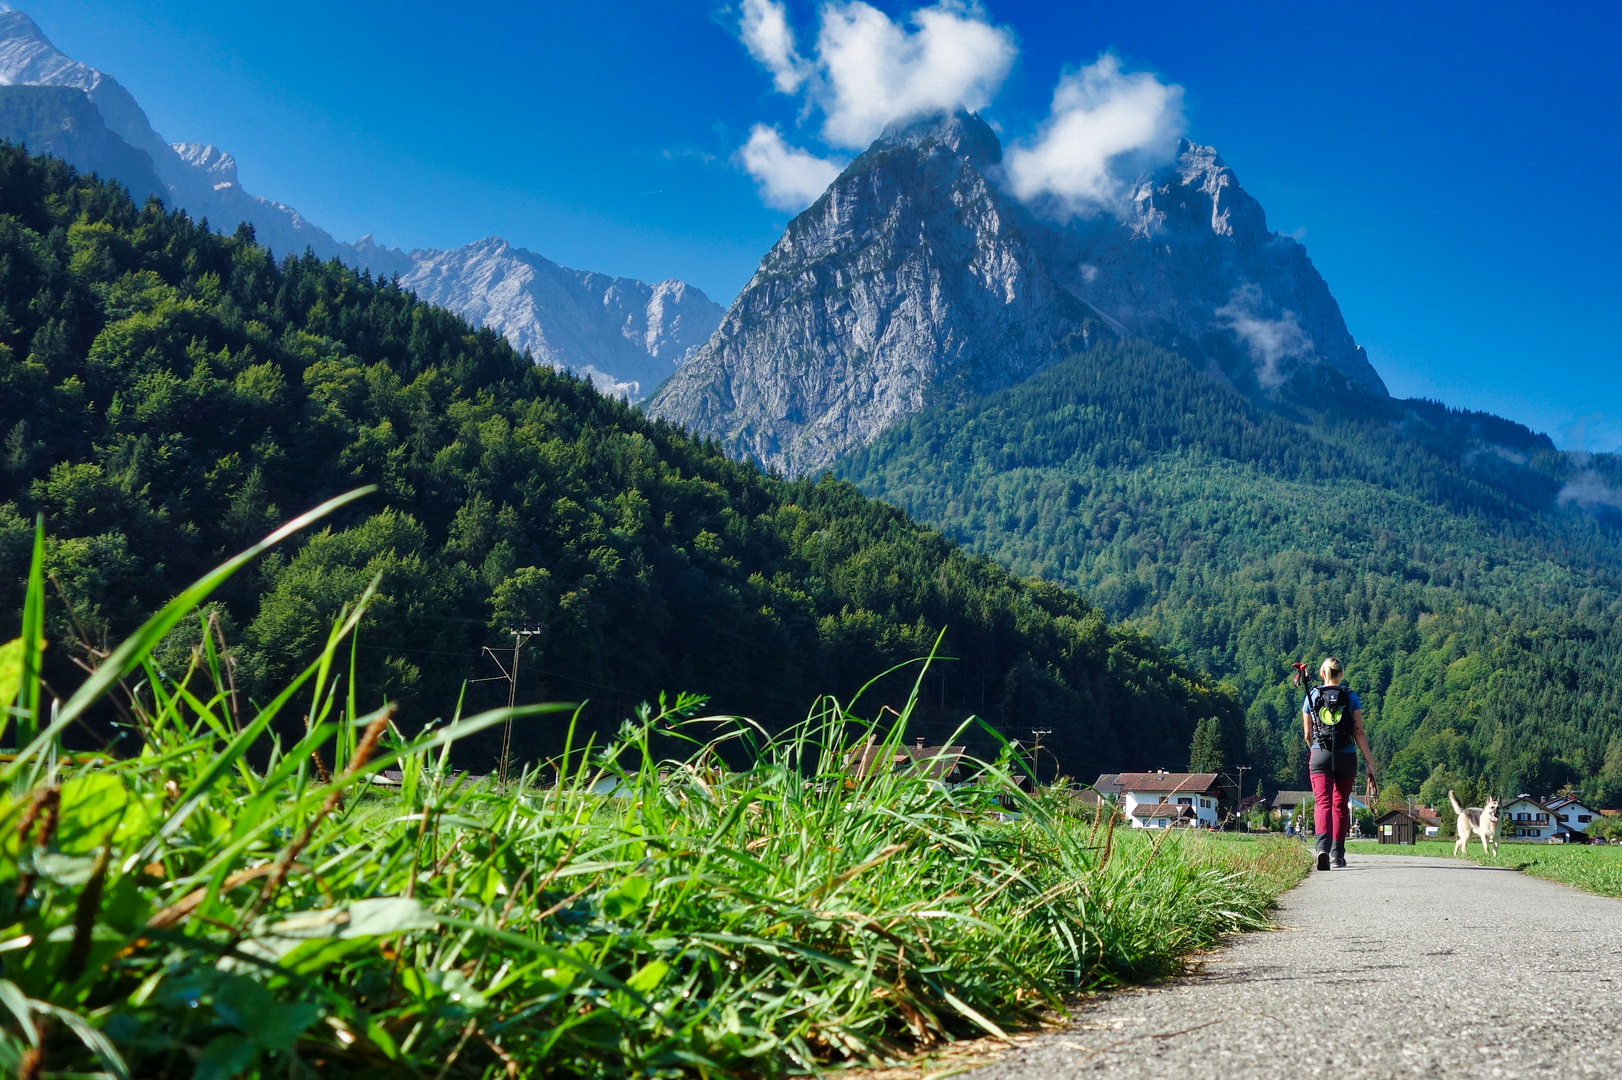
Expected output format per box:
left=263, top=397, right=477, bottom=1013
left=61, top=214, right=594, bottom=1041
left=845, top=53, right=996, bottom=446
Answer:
left=1500, top=796, right=1569, bottom=841
left=1096, top=771, right=1223, bottom=828
left=1546, top=795, right=1600, bottom=835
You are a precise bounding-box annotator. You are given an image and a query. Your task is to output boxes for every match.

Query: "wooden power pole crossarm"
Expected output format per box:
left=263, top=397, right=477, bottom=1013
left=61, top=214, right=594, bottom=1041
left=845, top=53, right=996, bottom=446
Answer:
left=496, top=626, right=542, bottom=784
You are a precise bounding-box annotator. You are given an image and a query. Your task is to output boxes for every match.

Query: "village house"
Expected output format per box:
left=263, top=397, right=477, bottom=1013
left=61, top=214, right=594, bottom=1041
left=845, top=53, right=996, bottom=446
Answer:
left=845, top=736, right=969, bottom=783
left=1499, top=795, right=1574, bottom=841
left=1092, top=771, right=1223, bottom=828
left=1546, top=795, right=1600, bottom=836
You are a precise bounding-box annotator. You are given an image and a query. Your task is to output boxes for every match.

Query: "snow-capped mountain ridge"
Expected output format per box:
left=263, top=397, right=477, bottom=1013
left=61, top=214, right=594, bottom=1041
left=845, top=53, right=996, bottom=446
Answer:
left=0, top=6, right=717, bottom=396
left=394, top=237, right=722, bottom=399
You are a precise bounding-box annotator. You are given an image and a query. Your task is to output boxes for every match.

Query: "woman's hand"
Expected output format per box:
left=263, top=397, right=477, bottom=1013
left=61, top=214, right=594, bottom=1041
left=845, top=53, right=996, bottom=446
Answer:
left=1365, top=773, right=1378, bottom=800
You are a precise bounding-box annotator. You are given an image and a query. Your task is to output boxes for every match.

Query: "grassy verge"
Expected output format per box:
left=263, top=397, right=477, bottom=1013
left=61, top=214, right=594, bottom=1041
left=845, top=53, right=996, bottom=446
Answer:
left=1349, top=838, right=1622, bottom=899
left=1, top=507, right=1309, bottom=1078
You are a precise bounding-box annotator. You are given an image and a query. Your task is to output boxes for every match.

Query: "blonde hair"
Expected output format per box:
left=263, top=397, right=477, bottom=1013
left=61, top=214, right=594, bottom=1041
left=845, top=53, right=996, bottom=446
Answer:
left=1320, top=656, right=1344, bottom=681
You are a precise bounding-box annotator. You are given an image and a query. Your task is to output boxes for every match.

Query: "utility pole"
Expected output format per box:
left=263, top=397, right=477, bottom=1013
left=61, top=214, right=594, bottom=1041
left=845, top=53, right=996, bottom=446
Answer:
left=1234, top=764, right=1251, bottom=832
left=482, top=625, right=540, bottom=785
left=1030, top=728, right=1053, bottom=787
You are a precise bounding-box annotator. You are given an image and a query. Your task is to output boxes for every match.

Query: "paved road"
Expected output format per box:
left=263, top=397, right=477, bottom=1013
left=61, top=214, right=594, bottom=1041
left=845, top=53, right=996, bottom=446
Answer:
left=969, top=853, right=1622, bottom=1080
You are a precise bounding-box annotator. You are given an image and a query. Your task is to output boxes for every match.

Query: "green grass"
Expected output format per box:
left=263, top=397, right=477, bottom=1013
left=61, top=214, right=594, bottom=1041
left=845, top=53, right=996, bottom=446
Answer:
left=1348, top=838, right=1622, bottom=899
left=0, top=505, right=1310, bottom=1078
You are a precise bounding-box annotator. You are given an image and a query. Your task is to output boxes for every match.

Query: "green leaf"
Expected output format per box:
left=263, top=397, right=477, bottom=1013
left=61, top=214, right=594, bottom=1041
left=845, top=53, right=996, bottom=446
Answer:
left=56, top=772, right=148, bottom=854
left=193, top=1032, right=256, bottom=1080
left=339, top=896, right=437, bottom=937
left=0, top=638, right=24, bottom=709
left=435, top=970, right=486, bottom=1011
left=241, top=896, right=438, bottom=964
left=625, top=959, right=670, bottom=995
left=212, top=975, right=273, bottom=1031
left=600, top=875, right=651, bottom=921
left=245, top=1000, right=321, bottom=1052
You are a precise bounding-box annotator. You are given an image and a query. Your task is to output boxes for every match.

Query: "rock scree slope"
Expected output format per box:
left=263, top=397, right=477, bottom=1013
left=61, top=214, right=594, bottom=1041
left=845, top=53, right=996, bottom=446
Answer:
left=968, top=854, right=1622, bottom=1080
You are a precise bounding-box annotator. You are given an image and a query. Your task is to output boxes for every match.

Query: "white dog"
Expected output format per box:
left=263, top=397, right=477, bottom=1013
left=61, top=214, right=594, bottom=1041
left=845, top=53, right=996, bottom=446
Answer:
left=1449, top=790, right=1500, bottom=856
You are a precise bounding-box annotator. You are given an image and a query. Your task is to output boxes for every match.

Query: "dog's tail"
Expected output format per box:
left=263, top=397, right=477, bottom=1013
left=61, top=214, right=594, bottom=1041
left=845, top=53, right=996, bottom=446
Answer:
left=1448, top=789, right=1464, bottom=815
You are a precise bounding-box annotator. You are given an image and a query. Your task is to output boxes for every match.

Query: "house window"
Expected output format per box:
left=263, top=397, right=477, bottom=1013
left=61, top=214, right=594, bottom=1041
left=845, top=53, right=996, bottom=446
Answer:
left=1579, top=815, right=1593, bottom=823
left=1177, top=797, right=1192, bottom=805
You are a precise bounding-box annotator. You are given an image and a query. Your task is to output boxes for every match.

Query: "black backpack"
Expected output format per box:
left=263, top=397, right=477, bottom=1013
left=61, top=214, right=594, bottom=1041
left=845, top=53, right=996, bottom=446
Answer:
left=1310, top=684, right=1355, bottom=751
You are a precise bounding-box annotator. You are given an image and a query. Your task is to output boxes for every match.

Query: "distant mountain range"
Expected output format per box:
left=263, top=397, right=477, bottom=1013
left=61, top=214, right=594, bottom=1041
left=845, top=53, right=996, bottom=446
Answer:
left=0, top=5, right=721, bottom=398
left=650, top=111, right=1383, bottom=475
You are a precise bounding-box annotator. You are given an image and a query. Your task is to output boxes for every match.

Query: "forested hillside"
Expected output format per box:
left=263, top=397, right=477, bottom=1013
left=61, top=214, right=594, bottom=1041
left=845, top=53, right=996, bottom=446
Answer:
left=837, top=340, right=1622, bottom=805
left=0, top=144, right=1235, bottom=774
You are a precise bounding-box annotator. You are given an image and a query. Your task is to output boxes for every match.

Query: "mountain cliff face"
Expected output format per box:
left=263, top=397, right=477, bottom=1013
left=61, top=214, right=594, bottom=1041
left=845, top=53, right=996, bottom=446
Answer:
left=0, top=6, right=719, bottom=398
left=1032, top=140, right=1386, bottom=396
left=0, top=6, right=349, bottom=261
left=395, top=238, right=723, bottom=399
left=0, top=84, right=164, bottom=199
left=650, top=113, right=1106, bottom=476
left=651, top=113, right=1385, bottom=475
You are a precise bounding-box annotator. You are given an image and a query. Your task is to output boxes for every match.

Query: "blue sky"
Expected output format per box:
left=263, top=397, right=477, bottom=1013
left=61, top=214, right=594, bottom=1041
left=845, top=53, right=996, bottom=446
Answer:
left=23, top=0, right=1622, bottom=448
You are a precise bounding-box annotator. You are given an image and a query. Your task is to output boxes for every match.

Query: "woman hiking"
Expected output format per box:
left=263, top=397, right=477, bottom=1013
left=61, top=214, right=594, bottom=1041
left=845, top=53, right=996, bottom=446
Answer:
left=1302, top=657, right=1378, bottom=870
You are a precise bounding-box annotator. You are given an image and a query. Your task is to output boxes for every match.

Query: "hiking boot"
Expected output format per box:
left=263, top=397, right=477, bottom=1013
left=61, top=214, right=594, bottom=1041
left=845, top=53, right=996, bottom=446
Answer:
left=1333, top=855, right=1348, bottom=868
left=1317, top=850, right=1331, bottom=871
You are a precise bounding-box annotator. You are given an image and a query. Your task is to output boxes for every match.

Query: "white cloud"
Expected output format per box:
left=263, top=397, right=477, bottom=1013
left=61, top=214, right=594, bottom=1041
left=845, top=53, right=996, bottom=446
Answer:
left=1003, top=53, right=1185, bottom=214
left=813, top=1, right=1017, bottom=148
left=739, top=124, right=846, bottom=211
left=1215, top=285, right=1315, bottom=389
left=735, top=1, right=1016, bottom=150
left=740, top=0, right=808, bottom=93
left=1557, top=470, right=1622, bottom=509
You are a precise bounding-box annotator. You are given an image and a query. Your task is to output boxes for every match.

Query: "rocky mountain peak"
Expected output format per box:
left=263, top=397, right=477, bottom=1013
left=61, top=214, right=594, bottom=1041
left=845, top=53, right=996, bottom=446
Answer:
left=866, top=109, right=1002, bottom=166
left=171, top=143, right=238, bottom=190
left=1043, top=139, right=1384, bottom=396
left=649, top=109, right=1102, bottom=476
left=397, top=240, right=722, bottom=400
left=653, top=118, right=1388, bottom=475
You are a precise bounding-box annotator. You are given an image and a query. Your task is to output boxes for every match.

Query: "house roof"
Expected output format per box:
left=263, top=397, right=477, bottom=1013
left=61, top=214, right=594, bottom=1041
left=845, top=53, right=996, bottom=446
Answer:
left=1272, top=790, right=1315, bottom=808
left=1547, top=796, right=1595, bottom=814
left=1374, top=809, right=1416, bottom=824
left=902, top=743, right=968, bottom=781
left=1411, top=807, right=1441, bottom=827
left=1112, top=772, right=1221, bottom=795
left=1502, top=796, right=1557, bottom=814
left=843, top=739, right=967, bottom=781
left=1131, top=803, right=1197, bottom=819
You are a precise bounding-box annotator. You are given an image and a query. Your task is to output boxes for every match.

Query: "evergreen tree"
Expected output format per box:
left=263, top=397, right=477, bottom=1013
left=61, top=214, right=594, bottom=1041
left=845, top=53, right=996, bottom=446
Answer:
left=1189, top=717, right=1225, bottom=773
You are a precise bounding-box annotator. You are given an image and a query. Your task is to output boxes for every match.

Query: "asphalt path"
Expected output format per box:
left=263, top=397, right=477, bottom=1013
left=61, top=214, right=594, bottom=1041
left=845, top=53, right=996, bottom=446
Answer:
left=968, top=853, right=1622, bottom=1080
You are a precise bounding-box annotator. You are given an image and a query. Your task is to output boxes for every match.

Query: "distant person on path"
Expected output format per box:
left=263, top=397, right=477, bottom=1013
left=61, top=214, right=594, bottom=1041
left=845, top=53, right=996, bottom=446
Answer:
left=1303, top=656, right=1378, bottom=870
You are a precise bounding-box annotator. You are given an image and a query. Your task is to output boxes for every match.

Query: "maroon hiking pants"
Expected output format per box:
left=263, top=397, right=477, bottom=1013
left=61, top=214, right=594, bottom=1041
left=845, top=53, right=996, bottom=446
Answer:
left=1310, top=749, right=1356, bottom=843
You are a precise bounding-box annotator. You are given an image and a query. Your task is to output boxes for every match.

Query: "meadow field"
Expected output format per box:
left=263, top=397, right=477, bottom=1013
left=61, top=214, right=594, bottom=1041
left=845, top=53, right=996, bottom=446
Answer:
left=1348, top=838, right=1622, bottom=899
left=0, top=505, right=1310, bottom=1079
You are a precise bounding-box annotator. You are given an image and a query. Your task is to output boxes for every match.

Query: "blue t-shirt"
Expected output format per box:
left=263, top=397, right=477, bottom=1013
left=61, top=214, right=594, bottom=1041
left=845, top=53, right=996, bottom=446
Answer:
left=1302, top=687, right=1361, bottom=752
